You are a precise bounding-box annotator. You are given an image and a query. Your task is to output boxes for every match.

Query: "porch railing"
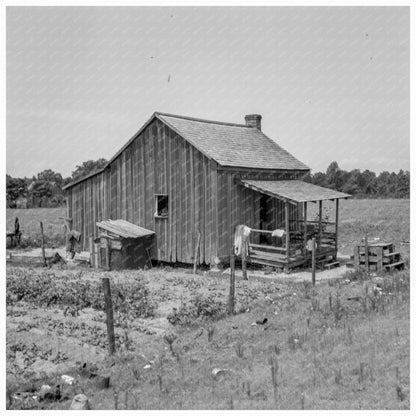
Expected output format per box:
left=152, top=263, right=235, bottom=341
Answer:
left=249, top=223, right=336, bottom=259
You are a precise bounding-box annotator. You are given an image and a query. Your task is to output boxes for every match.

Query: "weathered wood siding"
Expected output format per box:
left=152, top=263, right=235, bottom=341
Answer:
left=67, top=118, right=219, bottom=264
left=216, top=170, right=304, bottom=260
left=67, top=118, right=307, bottom=265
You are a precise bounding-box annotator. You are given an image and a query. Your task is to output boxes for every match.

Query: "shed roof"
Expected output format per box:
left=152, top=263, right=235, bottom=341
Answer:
left=96, top=219, right=155, bottom=239
left=239, top=180, right=351, bottom=204
left=157, top=113, right=309, bottom=171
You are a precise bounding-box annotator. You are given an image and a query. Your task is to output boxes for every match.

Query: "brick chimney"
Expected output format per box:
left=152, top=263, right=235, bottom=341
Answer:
left=245, top=114, right=262, bottom=130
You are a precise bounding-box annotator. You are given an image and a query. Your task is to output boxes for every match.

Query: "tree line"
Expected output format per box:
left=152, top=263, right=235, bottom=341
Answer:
left=304, top=161, right=410, bottom=198
left=6, top=159, right=410, bottom=208
left=6, top=159, right=107, bottom=208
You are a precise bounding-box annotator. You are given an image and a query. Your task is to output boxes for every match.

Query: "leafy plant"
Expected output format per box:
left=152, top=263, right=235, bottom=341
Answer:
left=167, top=294, right=227, bottom=326
left=6, top=268, right=157, bottom=319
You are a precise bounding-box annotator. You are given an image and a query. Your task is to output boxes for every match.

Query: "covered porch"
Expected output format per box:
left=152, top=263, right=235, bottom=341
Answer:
left=237, top=180, right=351, bottom=271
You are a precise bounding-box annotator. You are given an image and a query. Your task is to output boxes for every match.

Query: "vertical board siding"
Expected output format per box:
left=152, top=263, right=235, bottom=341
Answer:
left=217, top=171, right=228, bottom=257
left=215, top=169, right=303, bottom=260
left=66, top=118, right=304, bottom=264
left=66, top=118, right=218, bottom=264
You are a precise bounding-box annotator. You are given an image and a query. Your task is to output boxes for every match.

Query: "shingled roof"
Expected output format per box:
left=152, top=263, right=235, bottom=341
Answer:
left=64, top=111, right=309, bottom=189
left=157, top=113, right=309, bottom=171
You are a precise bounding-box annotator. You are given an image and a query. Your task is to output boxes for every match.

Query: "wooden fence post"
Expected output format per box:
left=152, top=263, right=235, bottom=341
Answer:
left=229, top=253, right=236, bottom=315
left=40, top=221, right=47, bottom=267
left=376, top=246, right=383, bottom=272
left=318, top=200, right=322, bottom=250
left=334, top=199, right=339, bottom=261
left=102, top=277, right=116, bottom=354
left=303, top=202, right=308, bottom=255
left=364, top=235, right=369, bottom=272
left=354, top=245, right=360, bottom=269
left=311, top=237, right=316, bottom=286
left=285, top=200, right=290, bottom=262
left=242, top=235, right=248, bottom=280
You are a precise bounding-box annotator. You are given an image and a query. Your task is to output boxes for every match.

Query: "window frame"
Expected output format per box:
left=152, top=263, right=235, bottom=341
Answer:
left=154, top=194, right=169, bottom=219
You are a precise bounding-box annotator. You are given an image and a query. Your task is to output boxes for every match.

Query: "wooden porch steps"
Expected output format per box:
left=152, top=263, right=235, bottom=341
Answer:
left=384, top=261, right=405, bottom=271
left=384, top=251, right=401, bottom=258
left=323, top=261, right=340, bottom=270
left=353, top=241, right=405, bottom=272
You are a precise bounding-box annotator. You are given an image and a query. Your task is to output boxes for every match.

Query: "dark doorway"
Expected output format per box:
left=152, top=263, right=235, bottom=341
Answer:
left=260, top=194, right=272, bottom=244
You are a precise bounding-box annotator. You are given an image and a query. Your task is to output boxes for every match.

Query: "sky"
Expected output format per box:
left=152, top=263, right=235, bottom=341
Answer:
left=6, top=6, right=410, bottom=178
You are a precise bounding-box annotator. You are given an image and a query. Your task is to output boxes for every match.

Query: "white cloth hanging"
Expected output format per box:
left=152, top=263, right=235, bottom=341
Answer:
left=271, top=229, right=286, bottom=238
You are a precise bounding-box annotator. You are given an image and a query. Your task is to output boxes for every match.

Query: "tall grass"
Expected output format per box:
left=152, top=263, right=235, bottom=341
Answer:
left=37, top=269, right=406, bottom=410
left=6, top=207, right=67, bottom=248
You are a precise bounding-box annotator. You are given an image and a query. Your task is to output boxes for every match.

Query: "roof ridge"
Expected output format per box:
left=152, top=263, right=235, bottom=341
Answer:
left=155, top=111, right=250, bottom=128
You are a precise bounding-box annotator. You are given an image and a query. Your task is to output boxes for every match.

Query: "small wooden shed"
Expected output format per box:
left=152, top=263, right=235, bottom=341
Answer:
left=96, top=219, right=154, bottom=270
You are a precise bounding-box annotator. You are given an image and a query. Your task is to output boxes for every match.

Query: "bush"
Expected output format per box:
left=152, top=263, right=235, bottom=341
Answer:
left=344, top=269, right=369, bottom=282
left=167, top=293, right=227, bottom=326
left=6, top=268, right=157, bottom=318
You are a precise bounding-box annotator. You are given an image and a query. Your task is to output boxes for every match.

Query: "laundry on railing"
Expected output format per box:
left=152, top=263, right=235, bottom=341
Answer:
left=271, top=229, right=286, bottom=238
left=306, top=238, right=317, bottom=252
left=234, top=224, right=251, bottom=257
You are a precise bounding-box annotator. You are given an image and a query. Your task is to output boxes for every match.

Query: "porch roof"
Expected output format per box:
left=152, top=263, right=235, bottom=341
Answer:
left=238, top=180, right=351, bottom=204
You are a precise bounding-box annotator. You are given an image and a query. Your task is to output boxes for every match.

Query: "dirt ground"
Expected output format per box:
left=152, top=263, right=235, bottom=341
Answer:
left=6, top=255, right=308, bottom=408
left=6, top=199, right=410, bottom=409
left=6, top=256, right=410, bottom=410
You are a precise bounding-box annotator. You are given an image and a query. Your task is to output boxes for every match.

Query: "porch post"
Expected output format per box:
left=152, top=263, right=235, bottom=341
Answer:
left=303, top=201, right=308, bottom=255
left=318, top=200, right=322, bottom=250
left=335, top=198, right=339, bottom=260
left=285, top=200, right=290, bottom=261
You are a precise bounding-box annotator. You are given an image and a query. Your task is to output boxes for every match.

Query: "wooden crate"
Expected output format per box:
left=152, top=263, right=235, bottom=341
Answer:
left=353, top=241, right=404, bottom=271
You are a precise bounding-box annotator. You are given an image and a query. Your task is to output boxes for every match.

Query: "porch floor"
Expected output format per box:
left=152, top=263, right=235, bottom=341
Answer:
left=248, top=245, right=337, bottom=270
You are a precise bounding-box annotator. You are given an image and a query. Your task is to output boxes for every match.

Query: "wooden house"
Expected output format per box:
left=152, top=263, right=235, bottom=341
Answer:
left=64, top=112, right=350, bottom=270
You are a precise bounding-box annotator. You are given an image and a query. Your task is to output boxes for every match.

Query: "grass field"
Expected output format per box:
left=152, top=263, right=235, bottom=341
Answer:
left=5, top=199, right=410, bottom=410
left=6, top=199, right=410, bottom=258
left=6, top=207, right=67, bottom=248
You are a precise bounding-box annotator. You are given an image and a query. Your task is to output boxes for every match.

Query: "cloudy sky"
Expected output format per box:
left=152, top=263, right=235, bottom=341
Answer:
left=6, top=6, right=409, bottom=178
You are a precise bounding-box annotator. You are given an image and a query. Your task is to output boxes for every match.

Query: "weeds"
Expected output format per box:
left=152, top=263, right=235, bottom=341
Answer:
left=6, top=268, right=156, bottom=318
left=333, top=292, right=344, bottom=324
left=287, top=333, right=303, bottom=351
left=242, top=380, right=251, bottom=397
left=268, top=356, right=279, bottom=404
left=6, top=247, right=410, bottom=410
left=302, top=281, right=311, bottom=299
left=345, top=324, right=353, bottom=345
left=311, top=298, right=320, bottom=311
left=358, top=362, right=366, bottom=383
left=334, top=369, right=342, bottom=385
left=344, top=269, right=369, bottom=282
left=235, top=341, right=244, bottom=358
left=273, top=344, right=281, bottom=356
left=163, top=331, right=177, bottom=354
left=167, top=294, right=227, bottom=326
left=396, top=386, right=405, bottom=401
left=207, top=325, right=215, bottom=342
left=300, top=392, right=305, bottom=410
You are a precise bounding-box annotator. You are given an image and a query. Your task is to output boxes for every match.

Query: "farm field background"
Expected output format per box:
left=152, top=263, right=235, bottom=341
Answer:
left=6, top=199, right=410, bottom=258
left=6, top=207, right=67, bottom=248
left=5, top=199, right=410, bottom=410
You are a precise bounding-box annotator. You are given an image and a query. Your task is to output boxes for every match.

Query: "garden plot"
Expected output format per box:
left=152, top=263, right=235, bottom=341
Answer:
left=6, top=264, right=410, bottom=410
